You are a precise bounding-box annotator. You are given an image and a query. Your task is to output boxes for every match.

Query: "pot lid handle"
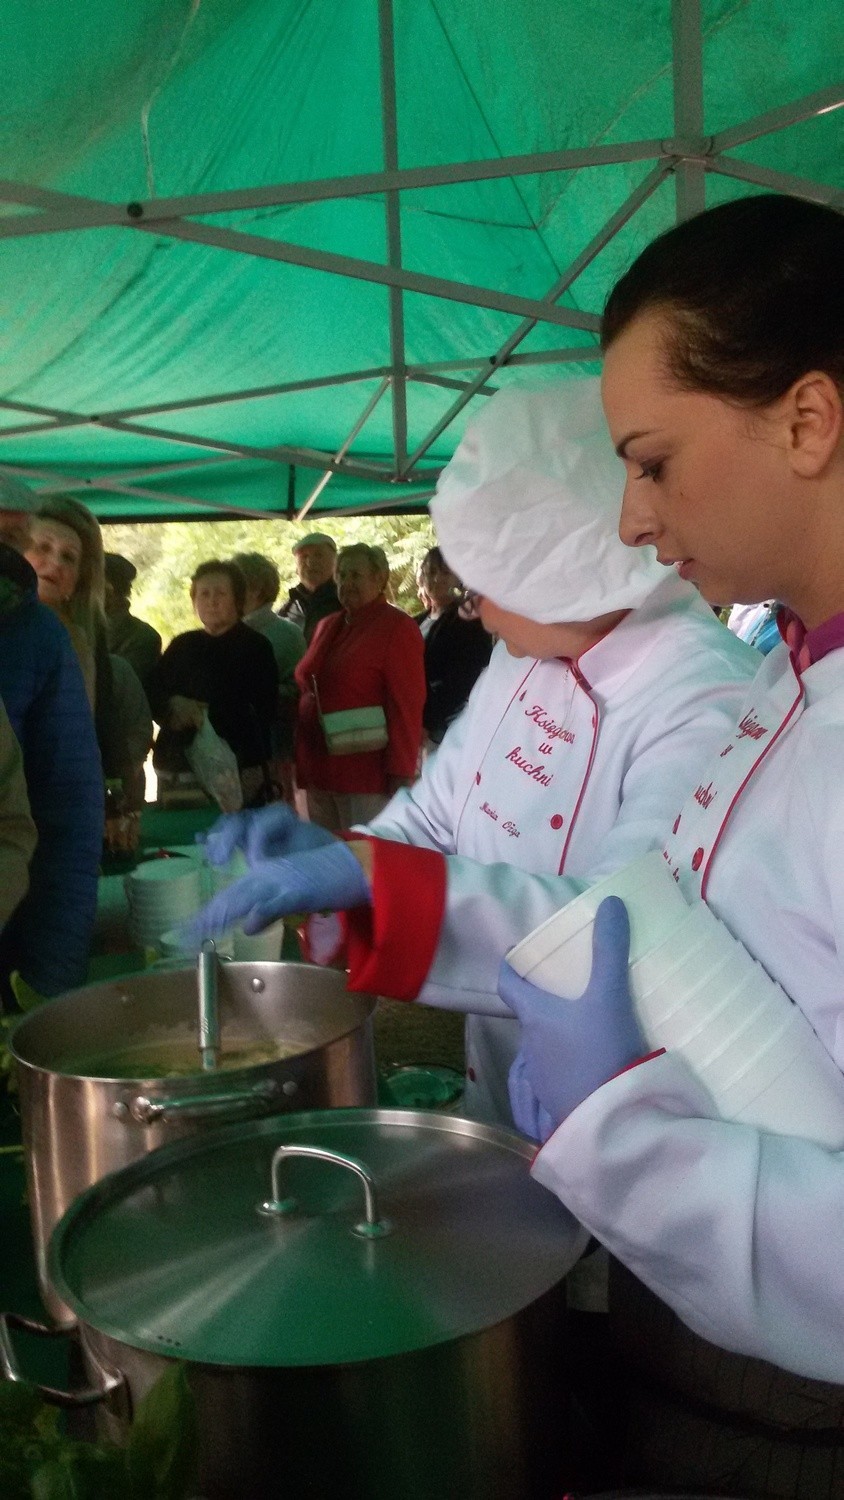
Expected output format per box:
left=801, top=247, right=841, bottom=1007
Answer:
left=257, top=1143, right=392, bottom=1240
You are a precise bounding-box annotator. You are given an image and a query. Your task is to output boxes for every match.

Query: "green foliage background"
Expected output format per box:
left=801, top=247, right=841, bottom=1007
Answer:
left=102, top=516, right=436, bottom=646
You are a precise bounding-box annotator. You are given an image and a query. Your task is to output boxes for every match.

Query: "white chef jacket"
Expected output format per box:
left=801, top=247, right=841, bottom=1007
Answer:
left=354, top=571, right=758, bottom=1123
left=532, top=637, right=844, bottom=1383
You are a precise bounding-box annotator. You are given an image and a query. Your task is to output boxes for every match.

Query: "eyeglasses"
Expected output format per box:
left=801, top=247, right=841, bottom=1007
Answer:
left=448, top=585, right=482, bottom=621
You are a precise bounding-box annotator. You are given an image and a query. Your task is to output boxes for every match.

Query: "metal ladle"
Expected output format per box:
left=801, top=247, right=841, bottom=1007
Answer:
left=197, top=939, right=220, bottom=1071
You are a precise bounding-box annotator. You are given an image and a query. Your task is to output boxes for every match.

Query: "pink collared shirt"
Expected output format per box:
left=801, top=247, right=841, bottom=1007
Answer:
left=778, top=607, right=844, bottom=672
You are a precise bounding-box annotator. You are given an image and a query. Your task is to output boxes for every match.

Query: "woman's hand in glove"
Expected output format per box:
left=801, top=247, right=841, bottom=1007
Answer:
left=507, top=1056, right=558, bottom=1144
left=181, top=842, right=371, bottom=943
left=201, top=804, right=335, bottom=868
left=499, top=896, right=647, bottom=1139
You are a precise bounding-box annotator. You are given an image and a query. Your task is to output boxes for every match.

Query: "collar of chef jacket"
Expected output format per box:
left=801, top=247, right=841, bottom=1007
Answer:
left=571, top=569, right=704, bottom=699
left=778, top=606, right=844, bottom=671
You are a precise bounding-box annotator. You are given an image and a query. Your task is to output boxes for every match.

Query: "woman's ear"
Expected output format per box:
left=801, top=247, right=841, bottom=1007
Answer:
left=784, top=371, right=844, bottom=479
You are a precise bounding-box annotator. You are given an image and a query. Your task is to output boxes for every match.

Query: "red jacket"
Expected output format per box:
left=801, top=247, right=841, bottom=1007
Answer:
left=295, top=598, right=426, bottom=793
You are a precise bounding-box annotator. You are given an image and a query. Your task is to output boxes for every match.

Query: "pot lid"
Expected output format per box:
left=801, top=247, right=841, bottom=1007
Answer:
left=50, top=1109, right=588, bottom=1368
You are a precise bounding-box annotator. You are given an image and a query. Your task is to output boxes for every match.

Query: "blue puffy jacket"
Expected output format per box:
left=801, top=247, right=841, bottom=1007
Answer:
left=0, top=547, right=104, bottom=996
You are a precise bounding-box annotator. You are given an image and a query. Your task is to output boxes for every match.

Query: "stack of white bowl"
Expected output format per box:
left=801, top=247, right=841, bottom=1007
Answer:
left=125, top=858, right=204, bottom=953
left=507, top=850, right=844, bottom=1149
left=209, top=852, right=285, bottom=961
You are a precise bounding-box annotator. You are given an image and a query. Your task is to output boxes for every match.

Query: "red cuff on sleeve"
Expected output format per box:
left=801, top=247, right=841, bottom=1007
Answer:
left=339, top=838, right=447, bottom=1001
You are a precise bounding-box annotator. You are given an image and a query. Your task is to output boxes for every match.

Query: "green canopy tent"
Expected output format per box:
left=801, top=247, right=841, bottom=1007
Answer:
left=0, top=0, right=841, bottom=522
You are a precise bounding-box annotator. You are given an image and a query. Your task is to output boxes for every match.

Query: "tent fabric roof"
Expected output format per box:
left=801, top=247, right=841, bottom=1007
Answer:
left=1, top=0, right=842, bottom=521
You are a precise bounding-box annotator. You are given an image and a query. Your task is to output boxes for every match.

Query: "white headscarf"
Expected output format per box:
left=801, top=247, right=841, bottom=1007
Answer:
left=430, top=378, right=665, bottom=623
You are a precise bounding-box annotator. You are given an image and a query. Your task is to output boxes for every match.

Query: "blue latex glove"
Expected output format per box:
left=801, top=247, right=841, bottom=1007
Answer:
left=507, top=1055, right=557, bottom=1144
left=500, top=896, right=647, bottom=1138
left=180, top=842, right=371, bottom=943
left=200, top=805, right=335, bottom=868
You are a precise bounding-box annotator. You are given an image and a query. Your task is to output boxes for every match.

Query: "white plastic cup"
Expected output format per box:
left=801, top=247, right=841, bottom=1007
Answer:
left=658, top=988, right=790, bottom=1077
left=209, top=851, right=249, bottom=896
left=156, top=927, right=196, bottom=960
left=232, top=920, right=285, bottom=962
left=642, top=970, right=753, bottom=1055
left=736, top=1056, right=844, bottom=1146
left=713, top=1008, right=844, bottom=1148
left=635, top=942, right=758, bottom=1041
left=506, top=851, right=844, bottom=1148
left=156, top=926, right=235, bottom=962
left=506, top=850, right=689, bottom=999
left=630, top=904, right=743, bottom=1002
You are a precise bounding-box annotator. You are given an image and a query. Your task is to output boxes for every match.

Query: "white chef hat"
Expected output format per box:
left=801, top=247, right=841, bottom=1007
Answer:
left=429, top=377, right=665, bottom=623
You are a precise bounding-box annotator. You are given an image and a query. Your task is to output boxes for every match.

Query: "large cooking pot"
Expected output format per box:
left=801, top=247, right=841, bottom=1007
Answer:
left=11, top=961, right=377, bottom=1323
left=2, top=1108, right=590, bottom=1500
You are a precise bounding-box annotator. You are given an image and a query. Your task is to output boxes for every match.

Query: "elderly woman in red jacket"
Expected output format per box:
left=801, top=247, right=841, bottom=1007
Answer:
left=295, top=543, right=426, bottom=831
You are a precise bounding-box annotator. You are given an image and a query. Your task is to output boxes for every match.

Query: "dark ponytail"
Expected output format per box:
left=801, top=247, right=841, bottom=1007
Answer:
left=601, top=194, right=844, bottom=405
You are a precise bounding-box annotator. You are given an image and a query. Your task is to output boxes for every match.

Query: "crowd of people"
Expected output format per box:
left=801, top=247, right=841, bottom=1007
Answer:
left=0, top=507, right=490, bottom=996
left=2, top=190, right=843, bottom=1496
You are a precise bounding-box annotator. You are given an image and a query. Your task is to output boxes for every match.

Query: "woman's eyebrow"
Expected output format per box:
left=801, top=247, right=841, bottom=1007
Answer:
left=615, top=429, right=654, bottom=458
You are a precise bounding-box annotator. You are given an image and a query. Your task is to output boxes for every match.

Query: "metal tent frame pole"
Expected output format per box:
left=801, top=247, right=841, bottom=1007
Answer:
left=397, top=161, right=671, bottom=477
left=706, top=154, right=844, bottom=207
left=0, top=17, right=840, bottom=516
left=378, top=0, right=407, bottom=475
left=297, top=376, right=393, bottom=519
left=0, top=462, right=276, bottom=519
left=0, top=140, right=673, bottom=234
left=672, top=0, right=706, bottom=221
left=711, top=83, right=844, bottom=153
left=0, top=366, right=493, bottom=440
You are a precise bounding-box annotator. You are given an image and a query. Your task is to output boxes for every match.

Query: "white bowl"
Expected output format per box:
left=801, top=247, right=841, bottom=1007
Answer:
left=129, top=859, right=202, bottom=885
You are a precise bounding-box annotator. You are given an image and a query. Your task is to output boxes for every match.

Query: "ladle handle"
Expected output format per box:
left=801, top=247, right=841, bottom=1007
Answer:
left=0, top=1312, right=125, bottom=1408
left=258, top=1143, right=392, bottom=1239
left=197, top=939, right=220, bottom=1069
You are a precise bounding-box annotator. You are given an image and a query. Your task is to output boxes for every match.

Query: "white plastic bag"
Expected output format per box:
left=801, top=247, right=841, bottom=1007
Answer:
left=185, top=713, right=243, bottom=813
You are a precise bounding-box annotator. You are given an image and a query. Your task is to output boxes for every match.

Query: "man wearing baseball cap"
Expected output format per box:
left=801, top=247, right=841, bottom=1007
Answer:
left=104, top=552, right=162, bottom=695
left=278, top=532, right=340, bottom=643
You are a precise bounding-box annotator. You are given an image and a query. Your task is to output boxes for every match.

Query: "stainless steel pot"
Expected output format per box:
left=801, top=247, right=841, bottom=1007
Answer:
left=2, top=1108, right=590, bottom=1500
left=11, top=962, right=377, bottom=1323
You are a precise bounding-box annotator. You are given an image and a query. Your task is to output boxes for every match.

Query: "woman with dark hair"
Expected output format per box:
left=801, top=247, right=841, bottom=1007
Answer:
left=151, top=559, right=278, bottom=806
left=417, top=546, right=492, bottom=747
left=494, top=195, right=844, bottom=1491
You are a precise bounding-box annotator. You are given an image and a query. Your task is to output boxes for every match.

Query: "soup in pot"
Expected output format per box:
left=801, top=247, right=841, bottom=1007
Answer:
left=60, top=1033, right=304, bottom=1080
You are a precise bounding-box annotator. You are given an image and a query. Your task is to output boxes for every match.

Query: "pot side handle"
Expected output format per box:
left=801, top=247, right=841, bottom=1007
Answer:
left=126, top=1077, right=279, bottom=1125
left=0, top=1311, right=125, bottom=1408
